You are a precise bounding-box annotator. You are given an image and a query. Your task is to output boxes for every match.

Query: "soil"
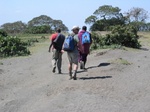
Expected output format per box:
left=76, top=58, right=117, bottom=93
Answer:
left=0, top=40, right=150, bottom=112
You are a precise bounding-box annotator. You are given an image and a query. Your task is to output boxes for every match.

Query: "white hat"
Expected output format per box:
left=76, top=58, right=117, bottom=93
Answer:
left=71, top=26, right=80, bottom=31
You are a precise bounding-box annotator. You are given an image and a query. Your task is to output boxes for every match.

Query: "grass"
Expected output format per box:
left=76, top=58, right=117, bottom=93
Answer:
left=109, top=58, right=131, bottom=65
left=138, top=32, right=150, bottom=47
left=16, top=33, right=51, bottom=54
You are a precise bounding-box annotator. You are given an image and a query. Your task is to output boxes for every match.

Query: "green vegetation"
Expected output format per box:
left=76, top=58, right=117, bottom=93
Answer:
left=0, top=5, right=149, bottom=58
left=85, top=5, right=150, bottom=32
left=0, top=35, right=30, bottom=57
left=91, top=25, right=141, bottom=50
left=0, top=15, right=68, bottom=35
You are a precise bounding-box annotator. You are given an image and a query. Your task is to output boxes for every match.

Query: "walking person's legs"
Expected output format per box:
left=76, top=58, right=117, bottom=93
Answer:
left=71, top=52, right=78, bottom=80
left=67, top=52, right=78, bottom=80
left=82, top=54, right=88, bottom=69
left=57, top=52, right=62, bottom=74
left=52, top=49, right=58, bottom=73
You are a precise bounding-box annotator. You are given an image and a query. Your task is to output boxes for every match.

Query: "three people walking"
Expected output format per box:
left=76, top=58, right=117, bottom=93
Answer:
left=49, top=26, right=92, bottom=80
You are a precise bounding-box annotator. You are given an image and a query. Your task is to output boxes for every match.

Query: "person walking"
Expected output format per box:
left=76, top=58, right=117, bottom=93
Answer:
left=78, top=26, right=92, bottom=70
left=49, top=28, right=65, bottom=74
left=64, top=26, right=83, bottom=80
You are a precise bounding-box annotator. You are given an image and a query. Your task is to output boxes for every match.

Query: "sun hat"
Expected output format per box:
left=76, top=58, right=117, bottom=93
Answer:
left=71, top=26, right=80, bottom=31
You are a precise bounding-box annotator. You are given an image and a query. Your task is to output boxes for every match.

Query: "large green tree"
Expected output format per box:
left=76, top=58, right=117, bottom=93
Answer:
left=93, top=5, right=122, bottom=20
left=27, top=15, right=68, bottom=32
left=86, top=5, right=125, bottom=31
left=85, top=15, right=97, bottom=25
left=1, top=21, right=27, bottom=34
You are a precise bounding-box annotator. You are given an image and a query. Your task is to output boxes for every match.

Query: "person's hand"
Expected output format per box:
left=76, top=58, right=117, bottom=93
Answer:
left=61, top=50, right=64, bottom=53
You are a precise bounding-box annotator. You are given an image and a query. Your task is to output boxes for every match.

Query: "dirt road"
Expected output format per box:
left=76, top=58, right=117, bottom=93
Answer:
left=0, top=41, right=150, bottom=112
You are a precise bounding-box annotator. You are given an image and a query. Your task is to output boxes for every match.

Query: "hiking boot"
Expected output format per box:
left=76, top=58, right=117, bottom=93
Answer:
left=58, top=71, right=62, bottom=74
left=72, top=73, right=77, bottom=80
left=52, top=67, right=56, bottom=73
left=72, top=76, right=77, bottom=80
left=80, top=61, right=84, bottom=69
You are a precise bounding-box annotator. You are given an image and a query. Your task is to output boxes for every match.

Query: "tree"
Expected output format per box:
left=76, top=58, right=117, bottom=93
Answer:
left=51, top=20, right=68, bottom=31
left=86, top=5, right=126, bottom=31
left=25, top=25, right=51, bottom=34
left=27, top=15, right=68, bottom=32
left=125, top=7, right=149, bottom=22
left=93, top=5, right=121, bottom=20
left=1, top=21, right=27, bottom=34
left=27, top=15, right=53, bottom=27
left=85, top=15, right=97, bottom=25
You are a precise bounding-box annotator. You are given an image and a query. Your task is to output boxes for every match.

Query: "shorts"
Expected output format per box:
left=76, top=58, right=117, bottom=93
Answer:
left=67, top=50, right=78, bottom=65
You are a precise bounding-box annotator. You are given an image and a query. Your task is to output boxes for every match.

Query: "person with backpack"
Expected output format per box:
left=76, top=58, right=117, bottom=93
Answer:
left=78, top=26, right=92, bottom=70
left=63, top=26, right=83, bottom=80
left=49, top=28, right=65, bottom=74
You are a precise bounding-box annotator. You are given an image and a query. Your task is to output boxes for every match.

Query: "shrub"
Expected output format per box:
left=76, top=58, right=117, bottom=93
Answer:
left=0, top=29, right=8, bottom=37
left=0, top=36, right=30, bottom=57
left=90, top=32, right=105, bottom=50
left=104, top=25, right=141, bottom=48
left=90, top=25, right=141, bottom=51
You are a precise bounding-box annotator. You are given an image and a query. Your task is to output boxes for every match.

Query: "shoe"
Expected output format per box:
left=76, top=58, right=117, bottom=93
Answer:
left=72, top=76, right=77, bottom=80
left=52, top=67, right=56, bottom=73
left=80, top=61, right=84, bottom=69
left=72, top=74, right=77, bottom=80
left=58, top=71, right=62, bottom=74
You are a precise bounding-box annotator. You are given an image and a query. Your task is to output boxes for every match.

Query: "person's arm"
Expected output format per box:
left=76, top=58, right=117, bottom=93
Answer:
left=77, top=41, right=83, bottom=53
left=76, top=35, right=83, bottom=53
left=48, top=41, right=53, bottom=52
left=48, top=34, right=54, bottom=52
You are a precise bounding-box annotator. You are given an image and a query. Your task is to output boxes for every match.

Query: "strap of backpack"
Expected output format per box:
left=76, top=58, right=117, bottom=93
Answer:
left=53, top=33, right=61, bottom=42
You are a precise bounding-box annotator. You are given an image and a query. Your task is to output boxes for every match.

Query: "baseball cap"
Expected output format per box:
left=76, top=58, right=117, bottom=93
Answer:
left=71, top=26, right=80, bottom=31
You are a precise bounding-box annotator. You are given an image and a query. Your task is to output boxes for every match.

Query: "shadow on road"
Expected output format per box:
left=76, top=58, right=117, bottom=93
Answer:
left=79, top=76, right=112, bottom=80
left=140, top=47, right=149, bottom=51
left=87, top=62, right=110, bottom=70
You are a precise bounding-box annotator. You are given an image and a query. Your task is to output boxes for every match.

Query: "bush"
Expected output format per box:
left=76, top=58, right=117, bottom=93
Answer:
left=0, top=36, right=30, bottom=57
left=104, top=25, right=141, bottom=48
left=90, top=25, right=141, bottom=50
left=0, top=29, right=8, bottom=37
left=90, top=32, right=105, bottom=50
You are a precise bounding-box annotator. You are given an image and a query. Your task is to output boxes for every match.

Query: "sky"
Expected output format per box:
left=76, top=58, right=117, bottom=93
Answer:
left=0, top=0, right=150, bottom=32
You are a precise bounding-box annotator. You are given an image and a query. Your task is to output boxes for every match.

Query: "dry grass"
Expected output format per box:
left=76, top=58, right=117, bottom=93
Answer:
left=109, top=58, right=132, bottom=65
left=138, top=32, right=150, bottom=47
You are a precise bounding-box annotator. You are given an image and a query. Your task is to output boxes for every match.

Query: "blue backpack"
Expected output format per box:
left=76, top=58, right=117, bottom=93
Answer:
left=82, top=32, right=91, bottom=44
left=63, top=36, right=75, bottom=52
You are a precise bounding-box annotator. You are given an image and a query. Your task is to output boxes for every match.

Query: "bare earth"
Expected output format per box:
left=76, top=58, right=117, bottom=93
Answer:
left=0, top=40, right=150, bottom=112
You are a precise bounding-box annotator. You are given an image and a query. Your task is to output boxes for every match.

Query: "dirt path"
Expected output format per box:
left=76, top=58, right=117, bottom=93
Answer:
left=0, top=41, right=150, bottom=112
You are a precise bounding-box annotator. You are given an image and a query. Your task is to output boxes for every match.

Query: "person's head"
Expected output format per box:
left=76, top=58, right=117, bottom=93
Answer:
left=71, top=26, right=80, bottom=34
left=82, top=26, right=87, bottom=31
left=56, top=28, right=61, bottom=33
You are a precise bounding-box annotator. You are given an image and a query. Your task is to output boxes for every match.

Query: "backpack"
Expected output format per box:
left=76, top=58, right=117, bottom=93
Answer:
left=53, top=33, right=65, bottom=51
left=63, top=36, right=75, bottom=52
left=81, top=32, right=91, bottom=44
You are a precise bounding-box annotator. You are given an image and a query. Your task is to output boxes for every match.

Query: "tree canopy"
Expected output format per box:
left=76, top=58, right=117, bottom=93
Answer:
left=0, top=15, right=68, bottom=34
left=85, top=5, right=149, bottom=31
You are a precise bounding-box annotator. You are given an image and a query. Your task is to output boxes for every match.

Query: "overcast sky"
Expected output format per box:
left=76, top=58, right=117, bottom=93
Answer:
left=0, top=0, right=150, bottom=32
